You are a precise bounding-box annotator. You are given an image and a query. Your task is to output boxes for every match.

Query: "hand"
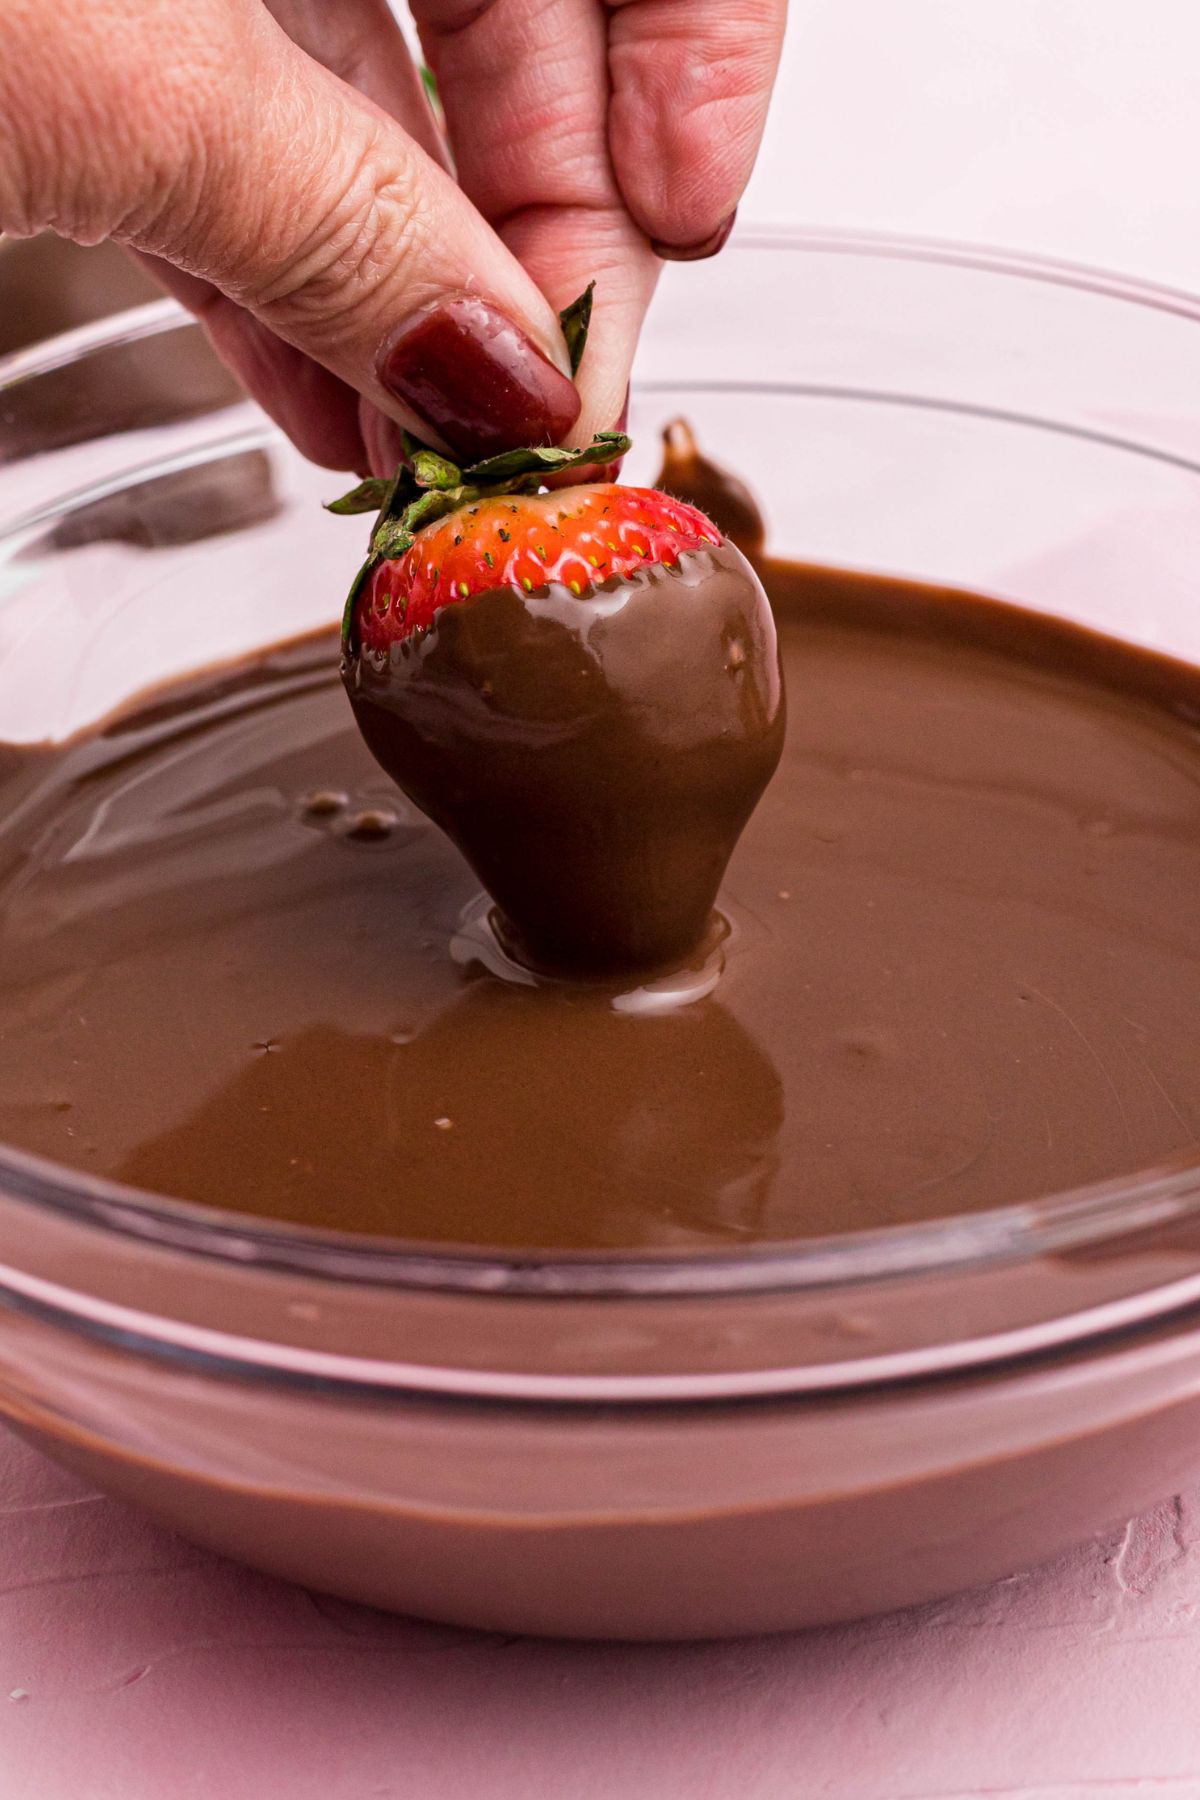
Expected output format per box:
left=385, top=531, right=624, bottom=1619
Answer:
left=0, top=0, right=785, bottom=473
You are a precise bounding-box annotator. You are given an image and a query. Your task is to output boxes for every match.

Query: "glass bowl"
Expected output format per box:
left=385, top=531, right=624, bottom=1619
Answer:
left=2, top=231, right=1200, bottom=1638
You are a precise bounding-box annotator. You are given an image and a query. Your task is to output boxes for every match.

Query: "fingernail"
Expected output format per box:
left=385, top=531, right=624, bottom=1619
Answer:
left=650, top=209, right=737, bottom=264
left=378, top=296, right=581, bottom=461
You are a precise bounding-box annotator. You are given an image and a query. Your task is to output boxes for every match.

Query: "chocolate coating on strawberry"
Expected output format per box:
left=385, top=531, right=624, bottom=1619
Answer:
left=357, top=485, right=723, bottom=654
left=329, top=377, right=785, bottom=972
left=345, top=538, right=783, bottom=972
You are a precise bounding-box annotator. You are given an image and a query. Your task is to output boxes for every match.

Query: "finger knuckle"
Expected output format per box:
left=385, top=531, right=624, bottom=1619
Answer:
left=251, top=138, right=426, bottom=346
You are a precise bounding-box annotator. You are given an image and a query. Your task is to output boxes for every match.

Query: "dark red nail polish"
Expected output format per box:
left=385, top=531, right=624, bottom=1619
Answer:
left=650, top=209, right=737, bottom=264
left=378, top=295, right=581, bottom=461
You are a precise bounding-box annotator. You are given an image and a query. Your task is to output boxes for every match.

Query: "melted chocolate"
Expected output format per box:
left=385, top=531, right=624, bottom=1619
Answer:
left=345, top=544, right=785, bottom=972
left=655, top=418, right=766, bottom=558
left=0, top=563, right=1198, bottom=1249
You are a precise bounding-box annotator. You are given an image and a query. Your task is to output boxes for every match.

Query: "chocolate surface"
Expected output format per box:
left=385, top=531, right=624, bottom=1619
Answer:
left=345, top=542, right=785, bottom=972
left=0, top=563, right=1199, bottom=1248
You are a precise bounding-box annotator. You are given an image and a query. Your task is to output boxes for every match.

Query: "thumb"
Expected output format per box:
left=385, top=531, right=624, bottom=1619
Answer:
left=1, top=0, right=581, bottom=462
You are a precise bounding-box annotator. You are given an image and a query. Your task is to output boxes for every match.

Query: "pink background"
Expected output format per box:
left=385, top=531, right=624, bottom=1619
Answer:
left=7, top=1, right=1200, bottom=1794
left=2, top=1434, right=1200, bottom=1797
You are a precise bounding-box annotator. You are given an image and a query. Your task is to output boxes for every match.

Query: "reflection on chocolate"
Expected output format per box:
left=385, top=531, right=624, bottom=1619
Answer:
left=0, top=562, right=1199, bottom=1248
left=119, top=990, right=784, bottom=1249
left=344, top=543, right=786, bottom=973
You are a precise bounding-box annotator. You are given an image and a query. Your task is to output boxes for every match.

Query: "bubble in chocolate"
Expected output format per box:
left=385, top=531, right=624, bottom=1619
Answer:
left=341, top=807, right=398, bottom=841
left=344, top=542, right=786, bottom=973
left=300, top=788, right=348, bottom=820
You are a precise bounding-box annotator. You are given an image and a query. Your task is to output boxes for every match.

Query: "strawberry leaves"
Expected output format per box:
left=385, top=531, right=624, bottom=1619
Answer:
left=327, top=429, right=630, bottom=541
left=558, top=282, right=594, bottom=378
left=463, top=432, right=629, bottom=486
left=324, top=477, right=392, bottom=516
left=406, top=447, right=462, bottom=492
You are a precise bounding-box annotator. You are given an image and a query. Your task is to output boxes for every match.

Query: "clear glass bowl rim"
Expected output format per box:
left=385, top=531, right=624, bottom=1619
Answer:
left=3, top=224, right=1200, bottom=1306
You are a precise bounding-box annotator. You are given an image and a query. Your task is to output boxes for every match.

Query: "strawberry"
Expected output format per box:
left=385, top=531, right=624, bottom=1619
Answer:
left=329, top=286, right=716, bottom=653
left=327, top=293, right=785, bottom=974
left=347, top=482, right=722, bottom=657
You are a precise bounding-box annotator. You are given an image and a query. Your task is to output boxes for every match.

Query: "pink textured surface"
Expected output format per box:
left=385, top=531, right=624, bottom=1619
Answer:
left=0, top=1428, right=1198, bottom=1797
left=6, top=5, right=1200, bottom=1788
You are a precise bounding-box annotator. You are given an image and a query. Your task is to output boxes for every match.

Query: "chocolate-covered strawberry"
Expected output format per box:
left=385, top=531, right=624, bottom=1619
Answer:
left=330, top=307, right=783, bottom=974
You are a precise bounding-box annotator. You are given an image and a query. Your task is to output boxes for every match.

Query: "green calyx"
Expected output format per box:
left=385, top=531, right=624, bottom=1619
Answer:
left=558, top=282, right=594, bottom=378
left=326, top=284, right=629, bottom=649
